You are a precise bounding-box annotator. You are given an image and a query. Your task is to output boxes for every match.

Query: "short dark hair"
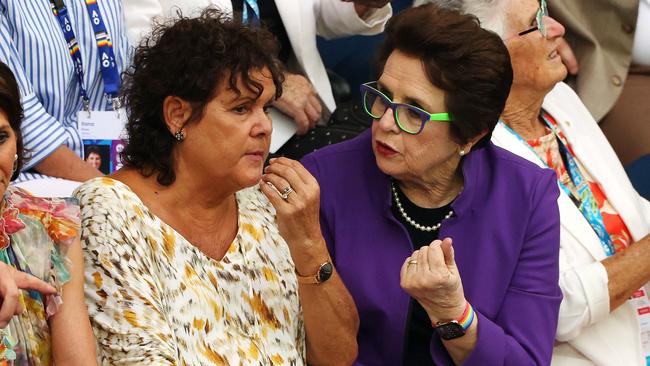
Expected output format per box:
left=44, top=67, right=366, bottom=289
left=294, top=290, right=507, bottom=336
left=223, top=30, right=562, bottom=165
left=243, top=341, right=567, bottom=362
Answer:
left=0, top=61, right=24, bottom=180
left=376, top=4, right=512, bottom=146
left=85, top=145, right=101, bottom=157
left=121, top=8, right=284, bottom=185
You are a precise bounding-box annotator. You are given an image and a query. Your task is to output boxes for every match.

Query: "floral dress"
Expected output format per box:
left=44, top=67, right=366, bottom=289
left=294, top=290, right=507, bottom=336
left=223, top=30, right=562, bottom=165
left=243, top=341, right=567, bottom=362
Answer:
left=75, top=177, right=306, bottom=365
left=527, top=112, right=633, bottom=252
left=0, top=186, right=80, bottom=366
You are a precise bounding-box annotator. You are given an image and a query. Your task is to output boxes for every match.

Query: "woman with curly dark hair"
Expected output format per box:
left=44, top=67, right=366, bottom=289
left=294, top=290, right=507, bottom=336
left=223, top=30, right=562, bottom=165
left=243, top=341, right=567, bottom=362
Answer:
left=73, top=9, right=358, bottom=365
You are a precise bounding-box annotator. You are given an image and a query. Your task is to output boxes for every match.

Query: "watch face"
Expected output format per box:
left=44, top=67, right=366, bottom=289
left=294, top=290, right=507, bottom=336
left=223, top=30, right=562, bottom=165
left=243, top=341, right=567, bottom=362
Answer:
left=435, top=321, right=466, bottom=340
left=317, top=262, right=334, bottom=283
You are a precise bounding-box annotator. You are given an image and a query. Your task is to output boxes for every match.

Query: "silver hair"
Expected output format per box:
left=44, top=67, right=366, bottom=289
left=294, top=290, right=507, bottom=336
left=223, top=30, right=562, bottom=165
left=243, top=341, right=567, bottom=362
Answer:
left=417, top=0, right=510, bottom=37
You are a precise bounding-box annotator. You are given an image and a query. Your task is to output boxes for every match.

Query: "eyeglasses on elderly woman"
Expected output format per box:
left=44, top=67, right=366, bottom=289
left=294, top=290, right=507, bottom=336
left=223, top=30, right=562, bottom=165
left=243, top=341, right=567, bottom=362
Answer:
left=517, top=0, right=548, bottom=37
left=360, top=81, right=453, bottom=135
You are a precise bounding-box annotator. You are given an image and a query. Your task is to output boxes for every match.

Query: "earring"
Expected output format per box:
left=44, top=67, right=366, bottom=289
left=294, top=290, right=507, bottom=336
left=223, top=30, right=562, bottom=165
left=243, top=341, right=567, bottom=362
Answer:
left=12, top=154, right=17, bottom=173
left=459, top=149, right=466, bottom=157
left=174, top=129, right=185, bottom=141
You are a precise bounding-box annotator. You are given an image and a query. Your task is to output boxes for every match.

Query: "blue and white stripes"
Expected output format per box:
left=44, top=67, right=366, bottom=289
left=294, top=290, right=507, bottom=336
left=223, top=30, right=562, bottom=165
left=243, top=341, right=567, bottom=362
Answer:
left=0, top=0, right=130, bottom=181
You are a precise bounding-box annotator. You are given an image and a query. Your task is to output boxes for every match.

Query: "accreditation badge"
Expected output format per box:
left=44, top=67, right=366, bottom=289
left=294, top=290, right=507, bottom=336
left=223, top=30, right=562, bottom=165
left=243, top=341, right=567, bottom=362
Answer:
left=629, top=285, right=650, bottom=365
left=77, top=109, right=127, bottom=174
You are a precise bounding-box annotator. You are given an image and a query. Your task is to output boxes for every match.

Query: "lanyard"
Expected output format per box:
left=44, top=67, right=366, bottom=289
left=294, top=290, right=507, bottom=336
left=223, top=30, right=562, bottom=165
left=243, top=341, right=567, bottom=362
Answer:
left=499, top=118, right=616, bottom=256
left=49, top=0, right=121, bottom=111
left=242, top=0, right=260, bottom=26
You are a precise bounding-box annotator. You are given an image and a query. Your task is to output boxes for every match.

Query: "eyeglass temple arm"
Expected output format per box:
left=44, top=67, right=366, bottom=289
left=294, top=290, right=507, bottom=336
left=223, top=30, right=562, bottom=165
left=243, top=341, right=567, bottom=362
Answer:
left=429, top=112, right=452, bottom=122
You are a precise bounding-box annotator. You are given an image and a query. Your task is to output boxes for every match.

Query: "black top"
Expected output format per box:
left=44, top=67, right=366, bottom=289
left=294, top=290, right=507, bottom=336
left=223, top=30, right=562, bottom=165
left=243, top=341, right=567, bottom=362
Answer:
left=232, top=0, right=292, bottom=63
left=390, top=183, right=454, bottom=366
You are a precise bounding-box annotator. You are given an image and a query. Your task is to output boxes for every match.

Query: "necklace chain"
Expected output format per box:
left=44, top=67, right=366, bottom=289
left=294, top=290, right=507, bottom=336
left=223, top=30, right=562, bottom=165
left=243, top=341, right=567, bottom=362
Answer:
left=391, top=182, right=454, bottom=232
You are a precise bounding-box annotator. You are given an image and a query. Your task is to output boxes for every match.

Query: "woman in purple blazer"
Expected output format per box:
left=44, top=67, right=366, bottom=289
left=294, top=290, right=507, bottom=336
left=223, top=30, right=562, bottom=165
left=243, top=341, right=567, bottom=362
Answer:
left=263, top=5, right=562, bottom=365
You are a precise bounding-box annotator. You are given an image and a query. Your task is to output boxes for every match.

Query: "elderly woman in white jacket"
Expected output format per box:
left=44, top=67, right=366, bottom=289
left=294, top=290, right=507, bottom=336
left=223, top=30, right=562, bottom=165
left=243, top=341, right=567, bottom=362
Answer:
left=421, top=0, right=650, bottom=364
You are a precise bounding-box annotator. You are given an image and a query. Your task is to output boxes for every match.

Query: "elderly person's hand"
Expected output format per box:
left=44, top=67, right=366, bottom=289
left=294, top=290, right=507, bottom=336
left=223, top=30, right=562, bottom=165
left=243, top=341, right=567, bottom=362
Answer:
left=261, top=157, right=328, bottom=271
left=273, top=73, right=321, bottom=135
left=343, top=0, right=391, bottom=8
left=0, top=262, right=56, bottom=327
left=557, top=37, right=579, bottom=75
left=400, top=238, right=467, bottom=323
left=342, top=0, right=390, bottom=19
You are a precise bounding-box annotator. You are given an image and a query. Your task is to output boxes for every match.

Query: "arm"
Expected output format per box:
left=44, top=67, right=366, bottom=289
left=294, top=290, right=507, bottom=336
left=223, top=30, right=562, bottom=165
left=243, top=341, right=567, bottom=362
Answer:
left=347, top=0, right=390, bottom=19
left=35, top=146, right=102, bottom=182
left=462, top=173, right=562, bottom=365
left=399, top=238, right=479, bottom=365
left=0, top=14, right=101, bottom=181
left=551, top=234, right=650, bottom=344
left=76, top=184, right=178, bottom=365
left=313, top=0, right=392, bottom=39
left=555, top=201, right=650, bottom=342
left=261, top=157, right=359, bottom=366
left=49, top=236, right=98, bottom=366
left=0, top=262, right=56, bottom=328
left=602, top=234, right=650, bottom=310
left=405, top=172, right=562, bottom=365
left=293, top=238, right=360, bottom=366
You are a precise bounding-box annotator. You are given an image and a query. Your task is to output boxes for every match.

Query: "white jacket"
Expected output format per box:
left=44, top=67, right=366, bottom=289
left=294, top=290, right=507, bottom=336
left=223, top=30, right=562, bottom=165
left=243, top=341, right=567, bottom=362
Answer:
left=492, top=82, right=650, bottom=365
left=123, top=0, right=392, bottom=113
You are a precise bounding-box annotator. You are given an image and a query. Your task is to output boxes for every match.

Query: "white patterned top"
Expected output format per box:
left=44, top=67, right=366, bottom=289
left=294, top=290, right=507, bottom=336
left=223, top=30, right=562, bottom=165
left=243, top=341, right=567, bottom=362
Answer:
left=75, top=177, right=305, bottom=365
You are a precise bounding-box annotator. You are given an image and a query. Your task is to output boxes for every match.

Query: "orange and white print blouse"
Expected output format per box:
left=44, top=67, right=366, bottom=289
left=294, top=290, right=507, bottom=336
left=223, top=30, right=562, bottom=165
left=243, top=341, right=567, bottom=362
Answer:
left=75, top=177, right=306, bottom=365
left=527, top=113, right=632, bottom=253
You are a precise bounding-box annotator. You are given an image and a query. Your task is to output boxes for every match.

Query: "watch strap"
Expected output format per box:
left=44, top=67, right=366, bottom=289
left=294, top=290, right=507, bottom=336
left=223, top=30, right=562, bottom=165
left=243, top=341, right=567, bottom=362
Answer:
left=435, top=301, right=475, bottom=331
left=456, top=301, right=475, bottom=330
left=296, top=260, right=333, bottom=285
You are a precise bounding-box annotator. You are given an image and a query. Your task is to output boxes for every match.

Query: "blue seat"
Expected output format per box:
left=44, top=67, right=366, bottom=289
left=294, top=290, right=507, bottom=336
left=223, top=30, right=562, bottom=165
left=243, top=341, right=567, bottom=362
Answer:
left=317, top=0, right=413, bottom=101
left=626, top=154, right=650, bottom=200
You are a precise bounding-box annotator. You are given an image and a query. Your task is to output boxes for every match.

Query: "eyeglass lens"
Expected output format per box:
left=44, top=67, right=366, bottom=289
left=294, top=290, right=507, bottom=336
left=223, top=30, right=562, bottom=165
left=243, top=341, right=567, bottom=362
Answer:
left=363, top=90, right=423, bottom=134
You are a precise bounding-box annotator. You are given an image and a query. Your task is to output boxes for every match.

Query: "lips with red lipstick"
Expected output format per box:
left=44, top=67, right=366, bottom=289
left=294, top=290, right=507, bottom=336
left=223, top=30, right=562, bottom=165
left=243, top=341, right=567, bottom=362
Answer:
left=374, top=140, right=399, bottom=157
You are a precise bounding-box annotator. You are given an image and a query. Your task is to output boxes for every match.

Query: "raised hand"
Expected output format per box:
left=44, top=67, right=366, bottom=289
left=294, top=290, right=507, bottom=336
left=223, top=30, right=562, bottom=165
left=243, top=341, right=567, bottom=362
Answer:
left=400, top=238, right=467, bottom=323
left=0, top=262, right=56, bottom=327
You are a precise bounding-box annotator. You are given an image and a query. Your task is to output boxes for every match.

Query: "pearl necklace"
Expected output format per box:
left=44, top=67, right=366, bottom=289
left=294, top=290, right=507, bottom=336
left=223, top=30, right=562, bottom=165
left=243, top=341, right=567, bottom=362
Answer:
left=391, top=182, right=454, bottom=232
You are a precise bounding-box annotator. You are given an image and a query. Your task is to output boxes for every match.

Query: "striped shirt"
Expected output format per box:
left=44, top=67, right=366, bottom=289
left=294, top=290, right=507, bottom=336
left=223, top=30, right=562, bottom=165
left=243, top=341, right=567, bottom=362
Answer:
left=0, top=0, right=130, bottom=182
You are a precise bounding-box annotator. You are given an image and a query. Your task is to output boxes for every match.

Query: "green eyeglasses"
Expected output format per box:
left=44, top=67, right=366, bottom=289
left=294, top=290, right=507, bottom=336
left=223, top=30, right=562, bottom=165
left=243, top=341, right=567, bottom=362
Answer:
left=518, top=0, right=548, bottom=37
left=360, top=81, right=453, bottom=135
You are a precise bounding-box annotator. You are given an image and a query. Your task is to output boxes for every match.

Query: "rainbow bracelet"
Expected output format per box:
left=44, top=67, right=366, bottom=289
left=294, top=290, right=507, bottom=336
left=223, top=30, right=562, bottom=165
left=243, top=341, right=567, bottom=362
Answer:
left=457, top=302, right=475, bottom=330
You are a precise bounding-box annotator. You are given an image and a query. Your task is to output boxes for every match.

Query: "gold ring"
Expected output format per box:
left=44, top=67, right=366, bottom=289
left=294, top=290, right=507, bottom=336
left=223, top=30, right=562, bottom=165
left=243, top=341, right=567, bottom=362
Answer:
left=408, top=259, right=418, bottom=265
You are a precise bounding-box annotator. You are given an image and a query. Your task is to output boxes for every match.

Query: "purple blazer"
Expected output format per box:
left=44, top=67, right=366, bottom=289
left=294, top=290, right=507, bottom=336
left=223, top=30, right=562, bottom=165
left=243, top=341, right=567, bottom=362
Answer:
left=302, top=130, right=562, bottom=365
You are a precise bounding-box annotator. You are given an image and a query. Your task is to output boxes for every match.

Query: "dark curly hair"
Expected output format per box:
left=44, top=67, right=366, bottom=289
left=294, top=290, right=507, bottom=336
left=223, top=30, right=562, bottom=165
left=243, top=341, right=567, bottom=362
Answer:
left=376, top=4, right=512, bottom=147
left=121, top=8, right=284, bottom=185
left=0, top=61, right=25, bottom=180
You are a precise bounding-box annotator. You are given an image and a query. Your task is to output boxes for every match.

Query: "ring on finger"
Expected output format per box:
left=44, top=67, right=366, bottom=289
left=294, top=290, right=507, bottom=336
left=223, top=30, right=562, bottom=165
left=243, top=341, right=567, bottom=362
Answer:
left=280, top=186, right=294, bottom=200
left=408, top=259, right=418, bottom=265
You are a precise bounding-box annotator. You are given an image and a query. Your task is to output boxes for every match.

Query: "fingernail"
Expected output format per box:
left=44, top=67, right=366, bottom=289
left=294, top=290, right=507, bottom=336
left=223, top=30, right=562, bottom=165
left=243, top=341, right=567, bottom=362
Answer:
left=269, top=158, right=276, bottom=162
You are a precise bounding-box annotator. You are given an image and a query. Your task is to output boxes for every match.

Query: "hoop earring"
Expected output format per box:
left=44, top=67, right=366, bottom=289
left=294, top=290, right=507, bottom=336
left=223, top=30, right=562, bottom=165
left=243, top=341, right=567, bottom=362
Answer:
left=174, top=129, right=185, bottom=142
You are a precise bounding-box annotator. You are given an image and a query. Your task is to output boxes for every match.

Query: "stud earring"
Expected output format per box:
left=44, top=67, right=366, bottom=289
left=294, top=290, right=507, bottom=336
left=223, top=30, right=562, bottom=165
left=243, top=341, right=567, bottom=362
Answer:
left=459, top=149, right=466, bottom=157
left=174, top=129, right=185, bottom=141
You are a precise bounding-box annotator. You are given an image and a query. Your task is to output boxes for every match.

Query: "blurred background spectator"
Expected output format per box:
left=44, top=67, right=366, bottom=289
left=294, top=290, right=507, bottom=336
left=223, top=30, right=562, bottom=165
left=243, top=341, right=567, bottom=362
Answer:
left=124, top=0, right=392, bottom=139
left=549, top=0, right=650, bottom=198
left=0, top=1, right=130, bottom=196
left=317, top=0, right=412, bottom=102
